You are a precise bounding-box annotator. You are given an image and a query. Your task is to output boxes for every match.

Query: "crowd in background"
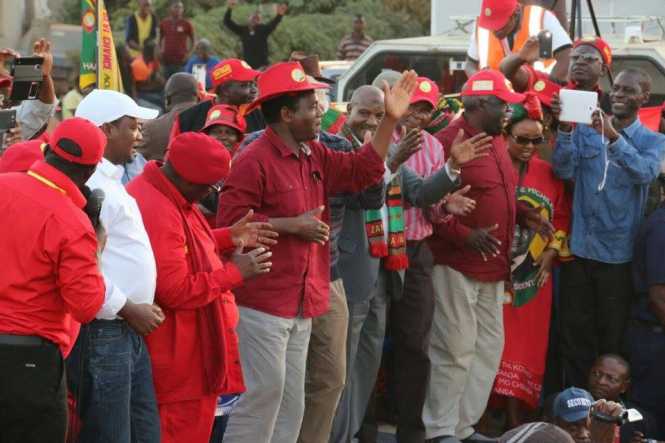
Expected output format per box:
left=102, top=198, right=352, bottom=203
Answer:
left=2, top=1, right=665, bottom=443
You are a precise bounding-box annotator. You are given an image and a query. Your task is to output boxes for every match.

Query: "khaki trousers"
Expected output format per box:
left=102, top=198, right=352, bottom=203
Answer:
left=423, top=265, right=504, bottom=440
left=298, top=279, right=349, bottom=443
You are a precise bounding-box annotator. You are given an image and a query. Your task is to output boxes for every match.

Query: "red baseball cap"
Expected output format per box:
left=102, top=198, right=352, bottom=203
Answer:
left=0, top=140, right=45, bottom=173
left=478, top=0, right=518, bottom=31
left=211, top=58, right=260, bottom=88
left=410, top=77, right=440, bottom=108
left=167, top=132, right=231, bottom=185
left=50, top=117, right=107, bottom=165
left=250, top=61, right=329, bottom=111
left=461, top=69, right=525, bottom=104
left=524, top=66, right=562, bottom=107
left=202, top=104, right=247, bottom=137
left=573, top=37, right=612, bottom=66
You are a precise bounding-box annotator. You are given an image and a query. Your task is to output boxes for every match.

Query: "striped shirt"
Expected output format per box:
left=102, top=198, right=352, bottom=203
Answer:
left=394, top=129, right=446, bottom=241
left=336, top=33, right=373, bottom=61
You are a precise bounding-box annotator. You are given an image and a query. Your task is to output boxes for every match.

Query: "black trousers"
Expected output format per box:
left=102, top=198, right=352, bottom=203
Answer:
left=559, top=258, right=634, bottom=389
left=390, top=240, right=435, bottom=443
left=0, top=339, right=67, bottom=443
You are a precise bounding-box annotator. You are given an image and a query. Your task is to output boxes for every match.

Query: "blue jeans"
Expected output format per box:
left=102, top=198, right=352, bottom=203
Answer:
left=67, top=320, right=160, bottom=443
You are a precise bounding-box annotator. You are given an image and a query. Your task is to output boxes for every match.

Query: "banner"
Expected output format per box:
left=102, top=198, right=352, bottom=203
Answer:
left=79, top=0, right=97, bottom=90
left=79, top=0, right=123, bottom=92
left=96, top=0, right=123, bottom=92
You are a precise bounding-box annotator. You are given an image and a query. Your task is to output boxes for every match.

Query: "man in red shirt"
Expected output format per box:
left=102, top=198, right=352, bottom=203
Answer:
left=0, top=117, right=107, bottom=443
left=424, top=70, right=552, bottom=442
left=127, top=132, right=274, bottom=443
left=217, top=61, right=417, bottom=443
left=159, top=0, right=194, bottom=79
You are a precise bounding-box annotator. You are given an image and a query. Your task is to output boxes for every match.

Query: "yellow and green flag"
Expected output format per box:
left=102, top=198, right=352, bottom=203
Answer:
left=79, top=0, right=123, bottom=92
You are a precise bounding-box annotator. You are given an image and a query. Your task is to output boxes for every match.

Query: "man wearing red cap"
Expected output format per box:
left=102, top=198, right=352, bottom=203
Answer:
left=217, top=62, right=418, bottom=443
left=171, top=58, right=260, bottom=138
left=0, top=117, right=106, bottom=443
left=466, top=0, right=572, bottom=83
left=127, top=132, right=275, bottom=443
left=425, top=70, right=552, bottom=443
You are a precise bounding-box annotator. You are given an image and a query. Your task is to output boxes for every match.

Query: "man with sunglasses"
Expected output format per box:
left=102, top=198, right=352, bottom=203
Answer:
left=552, top=57, right=665, bottom=390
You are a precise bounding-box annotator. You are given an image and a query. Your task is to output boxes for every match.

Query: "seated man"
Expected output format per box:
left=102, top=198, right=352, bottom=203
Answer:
left=466, top=0, right=571, bottom=82
left=587, top=354, right=662, bottom=442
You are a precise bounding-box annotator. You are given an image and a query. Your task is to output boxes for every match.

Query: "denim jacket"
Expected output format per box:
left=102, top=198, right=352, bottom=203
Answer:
left=553, top=118, right=665, bottom=263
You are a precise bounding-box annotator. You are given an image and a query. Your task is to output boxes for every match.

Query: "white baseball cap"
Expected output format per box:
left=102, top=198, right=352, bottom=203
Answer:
left=75, top=89, right=159, bottom=126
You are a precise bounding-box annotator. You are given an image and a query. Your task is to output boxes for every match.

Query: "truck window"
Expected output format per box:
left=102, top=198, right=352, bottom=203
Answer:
left=602, top=55, right=665, bottom=107
left=342, top=51, right=469, bottom=101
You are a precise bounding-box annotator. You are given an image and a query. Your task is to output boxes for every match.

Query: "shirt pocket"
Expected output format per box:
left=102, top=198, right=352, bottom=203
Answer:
left=266, top=180, right=306, bottom=217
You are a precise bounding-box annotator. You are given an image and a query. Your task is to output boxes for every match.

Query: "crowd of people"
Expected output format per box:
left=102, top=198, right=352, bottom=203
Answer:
left=1, top=0, right=665, bottom=443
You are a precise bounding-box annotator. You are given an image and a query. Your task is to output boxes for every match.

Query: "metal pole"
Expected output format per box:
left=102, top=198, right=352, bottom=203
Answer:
left=569, top=0, right=578, bottom=40
left=586, top=0, right=602, bottom=37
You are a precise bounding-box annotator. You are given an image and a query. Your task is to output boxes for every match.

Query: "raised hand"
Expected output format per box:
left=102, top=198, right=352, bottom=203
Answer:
left=444, top=185, right=476, bottom=216
left=449, top=129, right=493, bottom=169
left=276, top=3, right=288, bottom=15
left=32, top=39, right=53, bottom=77
left=518, top=36, right=540, bottom=64
left=591, top=109, right=619, bottom=142
left=295, top=206, right=330, bottom=245
left=382, top=70, right=418, bottom=120
left=389, top=127, right=422, bottom=172
left=230, top=209, right=278, bottom=249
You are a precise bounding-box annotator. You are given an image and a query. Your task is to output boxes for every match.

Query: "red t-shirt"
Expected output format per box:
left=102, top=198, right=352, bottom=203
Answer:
left=159, top=17, right=193, bottom=65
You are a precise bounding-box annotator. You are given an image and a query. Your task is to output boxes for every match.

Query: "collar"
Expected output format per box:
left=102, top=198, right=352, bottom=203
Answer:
left=27, top=160, right=87, bottom=208
left=621, top=117, right=641, bottom=138
left=97, top=157, right=125, bottom=182
left=142, top=161, right=192, bottom=209
left=266, top=126, right=312, bottom=158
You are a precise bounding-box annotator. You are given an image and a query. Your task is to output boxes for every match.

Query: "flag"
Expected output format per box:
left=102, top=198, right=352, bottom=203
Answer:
left=79, top=0, right=97, bottom=90
left=79, top=0, right=124, bottom=92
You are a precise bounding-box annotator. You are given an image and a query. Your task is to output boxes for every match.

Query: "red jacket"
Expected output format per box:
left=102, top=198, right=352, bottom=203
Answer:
left=430, top=115, right=517, bottom=282
left=127, top=161, right=245, bottom=403
left=217, top=127, right=386, bottom=318
left=0, top=161, right=105, bottom=356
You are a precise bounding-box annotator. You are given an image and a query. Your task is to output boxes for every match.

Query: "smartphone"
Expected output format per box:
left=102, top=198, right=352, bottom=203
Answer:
left=0, top=109, right=16, bottom=149
left=538, top=30, right=553, bottom=59
left=10, top=56, right=44, bottom=102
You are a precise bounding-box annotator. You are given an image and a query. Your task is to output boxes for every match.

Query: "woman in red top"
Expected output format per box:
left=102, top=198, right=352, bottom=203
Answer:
left=491, top=94, right=570, bottom=428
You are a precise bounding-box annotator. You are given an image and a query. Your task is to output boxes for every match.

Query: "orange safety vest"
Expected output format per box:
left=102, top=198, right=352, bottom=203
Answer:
left=476, top=5, right=555, bottom=72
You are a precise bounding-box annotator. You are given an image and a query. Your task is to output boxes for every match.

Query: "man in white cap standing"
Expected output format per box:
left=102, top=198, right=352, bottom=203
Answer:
left=68, top=89, right=165, bottom=443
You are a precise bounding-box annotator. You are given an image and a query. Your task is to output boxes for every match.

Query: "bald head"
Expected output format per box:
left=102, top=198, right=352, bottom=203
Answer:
left=347, top=85, right=385, bottom=139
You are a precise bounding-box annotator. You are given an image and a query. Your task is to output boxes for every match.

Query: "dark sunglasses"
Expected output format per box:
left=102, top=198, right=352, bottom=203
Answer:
left=511, top=134, right=545, bottom=146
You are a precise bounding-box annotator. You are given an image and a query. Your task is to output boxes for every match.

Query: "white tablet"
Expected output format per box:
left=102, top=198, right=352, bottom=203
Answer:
left=559, top=88, right=598, bottom=125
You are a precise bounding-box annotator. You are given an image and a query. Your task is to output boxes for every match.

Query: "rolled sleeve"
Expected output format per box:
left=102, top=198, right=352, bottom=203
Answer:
left=96, top=278, right=128, bottom=320
left=324, top=142, right=386, bottom=194
left=16, top=99, right=58, bottom=140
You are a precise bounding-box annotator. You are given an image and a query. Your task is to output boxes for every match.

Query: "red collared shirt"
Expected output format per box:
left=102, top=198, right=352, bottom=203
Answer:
left=217, top=126, right=386, bottom=318
left=0, top=161, right=105, bottom=356
left=127, top=162, right=244, bottom=402
left=431, top=115, right=517, bottom=282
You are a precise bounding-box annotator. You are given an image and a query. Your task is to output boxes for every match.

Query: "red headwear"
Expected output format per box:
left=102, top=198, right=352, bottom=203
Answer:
left=478, top=0, right=518, bottom=31
left=167, top=132, right=231, bottom=185
left=211, top=58, right=260, bottom=88
left=0, top=140, right=45, bottom=173
left=573, top=37, right=612, bottom=67
left=410, top=77, right=440, bottom=108
left=461, top=69, right=525, bottom=104
left=50, top=117, right=106, bottom=165
left=250, top=61, right=329, bottom=111
left=202, top=104, right=247, bottom=137
left=524, top=65, right=562, bottom=107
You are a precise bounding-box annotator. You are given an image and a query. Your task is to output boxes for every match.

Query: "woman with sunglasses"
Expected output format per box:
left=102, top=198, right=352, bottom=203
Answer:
left=490, top=93, right=571, bottom=428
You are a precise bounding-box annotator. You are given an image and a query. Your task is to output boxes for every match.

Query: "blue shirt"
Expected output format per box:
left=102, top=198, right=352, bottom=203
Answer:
left=184, top=55, right=221, bottom=90
left=553, top=119, right=665, bottom=263
left=632, top=203, right=665, bottom=325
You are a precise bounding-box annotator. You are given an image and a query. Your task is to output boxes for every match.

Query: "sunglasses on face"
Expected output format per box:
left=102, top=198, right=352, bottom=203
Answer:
left=511, top=134, right=545, bottom=146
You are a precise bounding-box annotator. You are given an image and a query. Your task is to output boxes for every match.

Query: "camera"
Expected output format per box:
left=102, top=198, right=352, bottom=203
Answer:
left=9, top=56, right=44, bottom=103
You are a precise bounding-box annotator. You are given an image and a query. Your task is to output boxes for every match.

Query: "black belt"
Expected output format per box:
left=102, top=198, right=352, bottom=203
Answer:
left=0, top=334, right=52, bottom=347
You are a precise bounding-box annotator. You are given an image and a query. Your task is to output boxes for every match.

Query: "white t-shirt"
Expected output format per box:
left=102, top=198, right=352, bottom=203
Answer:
left=467, top=9, right=571, bottom=63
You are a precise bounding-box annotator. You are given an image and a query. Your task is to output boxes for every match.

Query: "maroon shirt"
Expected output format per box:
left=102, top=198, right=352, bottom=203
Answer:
left=159, top=17, right=193, bottom=65
left=217, top=127, right=385, bottom=318
left=430, top=115, right=517, bottom=282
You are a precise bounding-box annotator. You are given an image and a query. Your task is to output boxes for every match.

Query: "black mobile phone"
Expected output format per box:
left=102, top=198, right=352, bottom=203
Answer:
left=538, top=30, right=553, bottom=59
left=10, top=56, right=44, bottom=102
left=0, top=108, right=16, bottom=149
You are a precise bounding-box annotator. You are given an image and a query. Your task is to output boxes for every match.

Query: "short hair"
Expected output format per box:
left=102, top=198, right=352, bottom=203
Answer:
left=354, top=14, right=365, bottom=21
left=261, top=91, right=312, bottom=124
left=618, top=68, right=652, bottom=93
left=593, top=353, right=631, bottom=378
left=462, top=95, right=485, bottom=112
